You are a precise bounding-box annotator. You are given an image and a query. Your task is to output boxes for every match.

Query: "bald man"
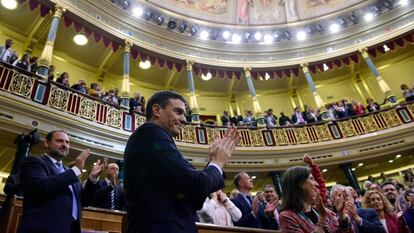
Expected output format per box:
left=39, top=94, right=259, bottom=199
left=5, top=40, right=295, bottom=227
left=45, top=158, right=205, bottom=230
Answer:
left=88, top=162, right=125, bottom=211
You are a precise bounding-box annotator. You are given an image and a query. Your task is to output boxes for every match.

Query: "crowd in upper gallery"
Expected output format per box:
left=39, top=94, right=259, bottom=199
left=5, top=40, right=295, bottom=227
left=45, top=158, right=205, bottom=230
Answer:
left=2, top=38, right=414, bottom=127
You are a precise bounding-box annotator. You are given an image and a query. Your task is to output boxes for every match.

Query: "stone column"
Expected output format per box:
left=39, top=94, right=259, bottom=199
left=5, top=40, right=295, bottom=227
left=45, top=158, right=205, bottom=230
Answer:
left=186, top=59, right=200, bottom=123
left=269, top=171, right=283, bottom=197
left=37, top=5, right=65, bottom=79
left=341, top=163, right=361, bottom=191
left=120, top=40, right=132, bottom=109
left=243, top=67, right=265, bottom=126
left=301, top=64, right=324, bottom=109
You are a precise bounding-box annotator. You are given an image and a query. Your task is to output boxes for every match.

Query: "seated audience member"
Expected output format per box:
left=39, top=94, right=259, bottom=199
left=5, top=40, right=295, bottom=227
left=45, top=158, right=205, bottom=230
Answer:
left=291, top=107, right=306, bottom=125
left=18, top=130, right=103, bottom=233
left=103, top=90, right=119, bottom=105
left=352, top=101, right=365, bottom=116
left=113, top=88, right=121, bottom=104
left=231, top=172, right=261, bottom=228
left=279, top=112, right=292, bottom=126
left=279, top=166, right=353, bottom=233
left=369, top=183, right=381, bottom=192
left=265, top=109, right=277, bottom=127
left=325, top=103, right=338, bottom=120
left=403, top=171, right=414, bottom=189
left=330, top=185, right=386, bottom=233
left=401, top=84, right=414, bottom=102
left=343, top=99, right=356, bottom=116
left=71, top=79, right=87, bottom=94
left=88, top=83, right=102, bottom=99
left=48, top=65, right=56, bottom=81
left=87, top=162, right=125, bottom=211
left=29, top=56, right=38, bottom=74
left=381, top=181, right=402, bottom=213
left=366, top=98, right=380, bottom=112
left=221, top=110, right=231, bottom=126
left=259, top=184, right=280, bottom=230
left=230, top=110, right=243, bottom=126
left=306, top=107, right=319, bottom=124
left=0, top=39, right=18, bottom=64
left=56, top=72, right=70, bottom=87
left=363, top=190, right=409, bottom=233
left=12, top=53, right=31, bottom=72
left=403, top=189, right=414, bottom=233
left=197, top=190, right=242, bottom=226
left=335, top=101, right=347, bottom=119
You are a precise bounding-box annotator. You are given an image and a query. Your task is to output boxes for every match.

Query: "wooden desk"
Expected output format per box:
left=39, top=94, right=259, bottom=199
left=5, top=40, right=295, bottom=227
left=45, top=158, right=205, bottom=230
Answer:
left=197, top=223, right=279, bottom=233
left=82, top=207, right=125, bottom=233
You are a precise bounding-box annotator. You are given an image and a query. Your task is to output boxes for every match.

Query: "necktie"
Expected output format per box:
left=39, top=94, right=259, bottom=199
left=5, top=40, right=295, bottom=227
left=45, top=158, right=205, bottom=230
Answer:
left=110, top=189, right=115, bottom=210
left=56, top=162, right=78, bottom=220
left=246, top=195, right=252, bottom=206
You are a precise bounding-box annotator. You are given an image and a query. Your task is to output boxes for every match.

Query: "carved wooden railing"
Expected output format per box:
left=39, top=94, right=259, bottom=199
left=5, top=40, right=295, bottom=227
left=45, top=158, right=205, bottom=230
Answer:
left=1, top=61, right=413, bottom=147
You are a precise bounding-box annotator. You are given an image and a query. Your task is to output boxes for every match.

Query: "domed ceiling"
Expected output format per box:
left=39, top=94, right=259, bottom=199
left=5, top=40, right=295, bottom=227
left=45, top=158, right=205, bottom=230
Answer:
left=147, top=0, right=365, bottom=25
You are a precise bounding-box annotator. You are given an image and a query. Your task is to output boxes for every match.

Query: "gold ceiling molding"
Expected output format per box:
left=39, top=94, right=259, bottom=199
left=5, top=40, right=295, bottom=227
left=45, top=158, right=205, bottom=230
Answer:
left=52, top=0, right=414, bottom=68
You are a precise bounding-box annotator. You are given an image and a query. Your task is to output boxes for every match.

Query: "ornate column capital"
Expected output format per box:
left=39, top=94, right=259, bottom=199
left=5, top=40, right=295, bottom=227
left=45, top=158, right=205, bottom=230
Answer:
left=53, top=4, right=66, bottom=19
left=124, top=40, right=133, bottom=53
left=186, top=59, right=194, bottom=71
left=300, top=63, right=309, bottom=73
left=359, top=48, right=369, bottom=59
left=243, top=66, right=251, bottom=77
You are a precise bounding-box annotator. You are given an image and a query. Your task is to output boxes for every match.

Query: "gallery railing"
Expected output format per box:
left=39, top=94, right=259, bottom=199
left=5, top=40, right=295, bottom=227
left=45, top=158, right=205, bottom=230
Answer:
left=1, top=61, right=413, bottom=147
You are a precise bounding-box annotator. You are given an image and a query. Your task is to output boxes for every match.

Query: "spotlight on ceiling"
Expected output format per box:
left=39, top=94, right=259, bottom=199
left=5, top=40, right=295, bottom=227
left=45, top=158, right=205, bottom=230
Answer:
left=201, top=72, right=212, bottom=81
left=316, top=24, right=324, bottom=34
left=383, top=44, right=390, bottom=52
left=190, top=25, right=199, bottom=36
left=396, top=154, right=402, bottom=158
left=364, top=12, right=374, bottom=21
left=167, top=19, right=177, bottom=29
left=144, top=10, right=153, bottom=20
left=222, top=30, right=230, bottom=40
left=254, top=32, right=262, bottom=41
left=399, top=0, right=409, bottom=6
left=388, top=159, right=394, bottom=163
left=323, top=63, right=329, bottom=71
left=382, top=0, right=392, bottom=10
left=351, top=167, right=356, bottom=171
left=1, top=0, right=17, bottom=9
left=73, top=34, right=88, bottom=46
left=322, top=169, right=328, bottom=173
left=139, top=60, right=151, bottom=70
left=244, top=32, right=251, bottom=41
left=358, top=163, right=364, bottom=167
left=349, top=14, right=358, bottom=24
left=132, top=7, right=143, bottom=17
left=283, top=31, right=291, bottom=40
left=210, top=29, right=219, bottom=40
left=263, top=34, right=273, bottom=43
left=231, top=33, right=242, bottom=44
left=121, top=0, right=130, bottom=9
left=156, top=15, right=164, bottom=25
left=296, top=30, right=307, bottom=41
left=329, top=23, right=340, bottom=33
left=200, top=30, right=209, bottom=40
left=251, top=175, right=257, bottom=179
left=178, top=22, right=187, bottom=33
left=338, top=18, right=346, bottom=26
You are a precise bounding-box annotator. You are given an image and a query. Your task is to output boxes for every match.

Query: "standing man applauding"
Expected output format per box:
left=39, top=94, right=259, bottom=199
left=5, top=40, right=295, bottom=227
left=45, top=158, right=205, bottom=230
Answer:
left=18, top=130, right=101, bottom=233
left=124, top=91, right=241, bottom=233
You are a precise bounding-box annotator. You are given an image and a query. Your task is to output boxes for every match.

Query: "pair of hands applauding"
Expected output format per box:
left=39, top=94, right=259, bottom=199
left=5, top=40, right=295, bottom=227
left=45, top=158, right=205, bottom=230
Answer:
left=208, top=127, right=241, bottom=169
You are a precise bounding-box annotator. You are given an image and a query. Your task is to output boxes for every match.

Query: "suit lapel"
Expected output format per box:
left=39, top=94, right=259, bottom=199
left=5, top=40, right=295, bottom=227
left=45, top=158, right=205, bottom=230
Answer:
left=41, top=155, right=59, bottom=175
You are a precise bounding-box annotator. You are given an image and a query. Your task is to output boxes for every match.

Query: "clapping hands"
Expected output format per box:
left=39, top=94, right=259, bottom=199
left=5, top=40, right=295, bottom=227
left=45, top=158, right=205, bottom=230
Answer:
left=208, top=127, right=241, bottom=168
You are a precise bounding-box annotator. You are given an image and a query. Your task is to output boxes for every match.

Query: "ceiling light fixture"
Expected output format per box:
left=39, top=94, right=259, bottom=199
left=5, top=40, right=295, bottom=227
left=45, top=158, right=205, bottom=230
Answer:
left=329, top=23, right=340, bottom=33
left=144, top=10, right=153, bottom=20
left=201, top=72, right=212, bottom=81
left=263, top=34, right=273, bottom=43
left=351, top=167, right=356, bottom=171
left=364, top=13, right=374, bottom=21
left=200, top=30, right=209, bottom=40
left=222, top=30, right=230, bottom=40
left=167, top=19, right=177, bottom=29
left=178, top=22, right=187, bottom=33
left=323, top=63, right=329, bottom=71
left=190, top=25, right=199, bottom=36
left=139, top=60, right=151, bottom=69
left=296, top=31, right=307, bottom=41
left=322, top=169, right=328, bottom=173
left=132, top=7, right=143, bottom=17
left=1, top=0, right=17, bottom=10
left=358, top=163, right=364, bottom=167
left=254, top=32, right=262, bottom=41
left=231, top=34, right=241, bottom=44
left=251, top=175, right=257, bottom=179
left=73, top=34, right=88, bottom=46
left=388, top=159, right=394, bottom=163
left=156, top=15, right=164, bottom=25
left=396, top=154, right=401, bottom=158
left=383, top=44, right=390, bottom=52
left=399, top=0, right=409, bottom=6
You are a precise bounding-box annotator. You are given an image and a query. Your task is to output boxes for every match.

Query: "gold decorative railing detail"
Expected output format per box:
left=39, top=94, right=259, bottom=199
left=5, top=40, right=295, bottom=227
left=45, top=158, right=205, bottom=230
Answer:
left=8, top=73, right=34, bottom=98
left=1, top=61, right=414, bottom=148
left=48, top=85, right=69, bottom=110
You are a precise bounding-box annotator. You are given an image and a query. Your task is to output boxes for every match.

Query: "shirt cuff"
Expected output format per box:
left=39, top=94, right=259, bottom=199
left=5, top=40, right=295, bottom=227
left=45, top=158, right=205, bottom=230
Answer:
left=88, top=175, right=99, bottom=184
left=208, top=162, right=223, bottom=175
left=71, top=166, right=82, bottom=177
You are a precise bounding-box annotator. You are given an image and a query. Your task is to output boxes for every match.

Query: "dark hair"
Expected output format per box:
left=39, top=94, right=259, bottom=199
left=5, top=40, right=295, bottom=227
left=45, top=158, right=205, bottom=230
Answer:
left=380, top=181, right=396, bottom=190
left=280, top=166, right=311, bottom=212
left=145, top=90, right=186, bottom=121
left=233, top=172, right=246, bottom=189
left=45, top=130, right=67, bottom=142
left=263, top=184, right=276, bottom=191
left=91, top=83, right=98, bottom=89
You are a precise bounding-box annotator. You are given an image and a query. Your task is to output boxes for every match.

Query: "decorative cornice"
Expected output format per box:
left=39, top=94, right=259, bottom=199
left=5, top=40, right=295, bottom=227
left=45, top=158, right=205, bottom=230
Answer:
left=53, top=4, right=66, bottom=19
left=123, top=40, right=132, bottom=53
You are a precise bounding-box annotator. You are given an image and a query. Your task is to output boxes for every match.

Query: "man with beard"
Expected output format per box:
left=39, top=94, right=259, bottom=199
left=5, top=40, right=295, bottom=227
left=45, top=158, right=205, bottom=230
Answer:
left=18, top=130, right=103, bottom=233
left=381, top=181, right=401, bottom=213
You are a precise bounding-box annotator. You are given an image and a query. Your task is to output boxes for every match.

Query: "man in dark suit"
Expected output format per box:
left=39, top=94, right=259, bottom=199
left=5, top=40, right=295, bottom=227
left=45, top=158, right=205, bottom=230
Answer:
left=259, top=184, right=279, bottom=230
left=18, top=130, right=103, bottom=233
left=124, top=91, right=240, bottom=233
left=88, top=162, right=124, bottom=211
left=330, top=185, right=386, bottom=233
left=231, top=172, right=261, bottom=228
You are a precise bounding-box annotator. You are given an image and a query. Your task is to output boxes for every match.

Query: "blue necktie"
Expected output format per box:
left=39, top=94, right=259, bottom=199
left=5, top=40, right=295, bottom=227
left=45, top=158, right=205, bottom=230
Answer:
left=246, top=195, right=252, bottom=206
left=56, top=162, right=78, bottom=220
